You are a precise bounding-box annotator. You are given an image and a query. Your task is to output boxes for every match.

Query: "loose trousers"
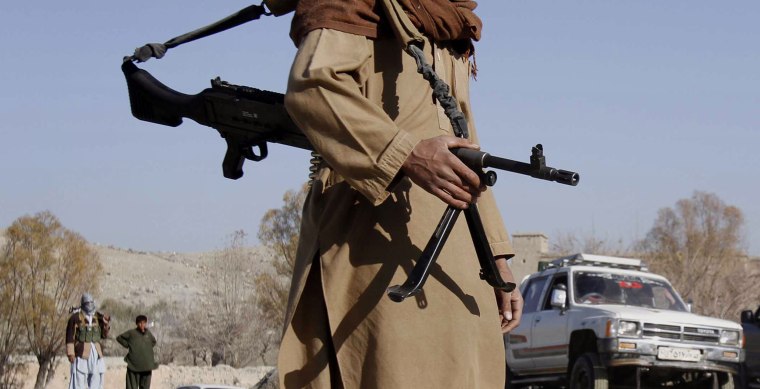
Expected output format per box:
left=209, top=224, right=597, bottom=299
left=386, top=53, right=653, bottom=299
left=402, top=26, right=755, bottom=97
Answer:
left=69, top=344, right=105, bottom=389
left=126, top=369, right=152, bottom=389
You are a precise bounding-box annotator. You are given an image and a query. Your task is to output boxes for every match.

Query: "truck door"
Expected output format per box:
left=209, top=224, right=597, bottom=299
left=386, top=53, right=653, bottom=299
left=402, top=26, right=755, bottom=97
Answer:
left=506, top=275, right=550, bottom=373
left=531, top=274, right=570, bottom=373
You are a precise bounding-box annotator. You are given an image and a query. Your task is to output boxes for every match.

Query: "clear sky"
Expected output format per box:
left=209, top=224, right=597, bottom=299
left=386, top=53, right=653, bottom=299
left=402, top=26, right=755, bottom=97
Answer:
left=1, top=1, right=758, bottom=254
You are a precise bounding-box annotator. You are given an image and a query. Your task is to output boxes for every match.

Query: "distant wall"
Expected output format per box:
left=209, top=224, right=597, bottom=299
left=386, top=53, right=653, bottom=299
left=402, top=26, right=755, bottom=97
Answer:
left=509, top=233, right=555, bottom=285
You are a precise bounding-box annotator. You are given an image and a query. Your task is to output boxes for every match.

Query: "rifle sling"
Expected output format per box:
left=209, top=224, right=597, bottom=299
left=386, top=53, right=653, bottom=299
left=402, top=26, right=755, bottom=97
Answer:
left=379, top=0, right=468, bottom=139
left=128, top=4, right=270, bottom=63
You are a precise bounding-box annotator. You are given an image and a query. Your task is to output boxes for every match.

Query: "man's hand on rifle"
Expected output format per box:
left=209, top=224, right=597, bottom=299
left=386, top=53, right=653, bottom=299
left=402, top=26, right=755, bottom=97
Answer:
left=402, top=135, right=484, bottom=209
left=495, top=257, right=524, bottom=333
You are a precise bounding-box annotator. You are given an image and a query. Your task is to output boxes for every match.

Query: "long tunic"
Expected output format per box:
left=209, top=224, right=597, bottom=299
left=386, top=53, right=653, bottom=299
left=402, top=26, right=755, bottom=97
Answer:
left=278, top=26, right=514, bottom=389
left=116, top=328, right=158, bottom=372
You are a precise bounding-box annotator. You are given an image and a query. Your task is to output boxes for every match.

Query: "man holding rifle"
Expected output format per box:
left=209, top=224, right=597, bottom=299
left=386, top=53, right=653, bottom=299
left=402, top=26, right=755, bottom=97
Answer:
left=278, top=1, right=523, bottom=387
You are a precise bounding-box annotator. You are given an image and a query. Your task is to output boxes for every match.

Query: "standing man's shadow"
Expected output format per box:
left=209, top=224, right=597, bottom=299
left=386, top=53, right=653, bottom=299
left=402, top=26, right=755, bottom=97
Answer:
left=284, top=179, right=480, bottom=387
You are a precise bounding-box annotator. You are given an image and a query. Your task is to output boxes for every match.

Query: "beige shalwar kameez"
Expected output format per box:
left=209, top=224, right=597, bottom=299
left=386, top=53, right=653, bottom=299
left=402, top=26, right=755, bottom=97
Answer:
left=279, top=28, right=514, bottom=389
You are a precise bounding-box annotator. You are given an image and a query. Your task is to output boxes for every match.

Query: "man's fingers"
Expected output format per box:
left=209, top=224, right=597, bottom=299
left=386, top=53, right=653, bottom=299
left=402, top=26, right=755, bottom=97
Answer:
left=445, top=136, right=479, bottom=150
left=503, top=318, right=521, bottom=333
left=431, top=188, right=468, bottom=209
left=439, top=161, right=483, bottom=197
left=511, top=302, right=523, bottom=323
left=498, top=289, right=525, bottom=333
left=438, top=140, right=483, bottom=191
left=503, top=292, right=524, bottom=333
left=449, top=157, right=483, bottom=190
left=506, top=310, right=522, bottom=333
left=500, top=297, right=513, bottom=321
left=440, top=180, right=475, bottom=204
left=401, top=135, right=485, bottom=207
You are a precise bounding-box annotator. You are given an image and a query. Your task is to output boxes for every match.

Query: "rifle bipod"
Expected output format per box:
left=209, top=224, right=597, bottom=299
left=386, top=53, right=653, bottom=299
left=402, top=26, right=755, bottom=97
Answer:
left=386, top=145, right=579, bottom=302
left=386, top=202, right=517, bottom=302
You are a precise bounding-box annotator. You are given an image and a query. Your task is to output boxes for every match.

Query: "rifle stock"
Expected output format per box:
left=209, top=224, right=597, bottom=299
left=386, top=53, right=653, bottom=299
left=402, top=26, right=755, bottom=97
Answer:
left=122, top=60, right=311, bottom=179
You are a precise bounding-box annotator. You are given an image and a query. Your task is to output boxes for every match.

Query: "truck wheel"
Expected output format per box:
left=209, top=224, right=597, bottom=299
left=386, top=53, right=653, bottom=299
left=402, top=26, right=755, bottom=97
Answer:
left=569, top=353, right=608, bottom=389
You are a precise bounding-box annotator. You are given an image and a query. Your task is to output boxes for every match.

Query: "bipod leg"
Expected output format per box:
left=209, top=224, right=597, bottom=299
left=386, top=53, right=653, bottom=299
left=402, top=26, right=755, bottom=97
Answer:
left=387, top=206, right=460, bottom=302
left=463, top=203, right=515, bottom=292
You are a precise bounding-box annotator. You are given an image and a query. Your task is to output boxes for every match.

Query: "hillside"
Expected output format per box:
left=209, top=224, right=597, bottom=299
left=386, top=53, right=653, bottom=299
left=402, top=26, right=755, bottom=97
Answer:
left=96, top=243, right=273, bottom=308
left=0, top=228, right=273, bottom=308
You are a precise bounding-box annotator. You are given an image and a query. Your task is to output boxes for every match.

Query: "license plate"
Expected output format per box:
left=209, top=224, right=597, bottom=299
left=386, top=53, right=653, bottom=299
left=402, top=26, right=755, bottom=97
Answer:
left=657, top=346, right=701, bottom=362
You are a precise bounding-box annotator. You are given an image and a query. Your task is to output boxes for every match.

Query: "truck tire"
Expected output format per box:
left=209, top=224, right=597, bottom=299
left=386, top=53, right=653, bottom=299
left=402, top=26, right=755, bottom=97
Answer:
left=569, top=353, right=608, bottom=389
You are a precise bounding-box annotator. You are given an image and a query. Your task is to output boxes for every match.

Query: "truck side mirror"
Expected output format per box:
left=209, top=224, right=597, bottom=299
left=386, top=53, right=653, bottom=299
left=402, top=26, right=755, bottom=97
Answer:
left=741, top=310, right=755, bottom=324
left=550, top=287, right=567, bottom=311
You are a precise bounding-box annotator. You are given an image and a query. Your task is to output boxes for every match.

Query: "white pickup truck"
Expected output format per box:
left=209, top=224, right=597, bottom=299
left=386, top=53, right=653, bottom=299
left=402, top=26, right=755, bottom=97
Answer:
left=505, top=254, right=743, bottom=389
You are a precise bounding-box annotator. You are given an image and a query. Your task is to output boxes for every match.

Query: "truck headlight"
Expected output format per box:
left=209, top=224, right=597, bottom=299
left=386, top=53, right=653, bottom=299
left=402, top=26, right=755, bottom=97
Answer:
left=618, top=321, right=639, bottom=337
left=719, top=330, right=740, bottom=345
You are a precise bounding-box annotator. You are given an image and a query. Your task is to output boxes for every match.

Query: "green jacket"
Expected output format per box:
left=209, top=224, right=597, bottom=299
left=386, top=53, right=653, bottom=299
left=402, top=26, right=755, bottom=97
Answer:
left=116, top=328, right=158, bottom=372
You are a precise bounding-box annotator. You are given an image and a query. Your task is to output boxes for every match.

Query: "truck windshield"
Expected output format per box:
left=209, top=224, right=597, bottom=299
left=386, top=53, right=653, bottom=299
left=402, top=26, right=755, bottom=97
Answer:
left=573, top=271, right=687, bottom=311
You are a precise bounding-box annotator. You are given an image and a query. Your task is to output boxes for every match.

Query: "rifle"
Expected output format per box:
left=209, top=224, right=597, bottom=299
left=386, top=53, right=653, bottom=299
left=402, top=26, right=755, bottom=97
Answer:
left=122, top=61, right=578, bottom=184
left=122, top=60, right=579, bottom=300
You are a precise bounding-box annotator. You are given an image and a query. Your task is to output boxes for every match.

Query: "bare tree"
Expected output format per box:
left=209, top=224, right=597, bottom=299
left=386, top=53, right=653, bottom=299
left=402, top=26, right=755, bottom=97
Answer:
left=0, top=235, right=25, bottom=389
left=255, top=185, right=307, bottom=363
left=551, top=231, right=631, bottom=257
left=1, top=211, right=101, bottom=389
left=183, top=230, right=261, bottom=367
left=257, top=185, right=308, bottom=275
left=148, top=305, right=185, bottom=365
left=638, top=191, right=759, bottom=319
left=210, top=230, right=258, bottom=367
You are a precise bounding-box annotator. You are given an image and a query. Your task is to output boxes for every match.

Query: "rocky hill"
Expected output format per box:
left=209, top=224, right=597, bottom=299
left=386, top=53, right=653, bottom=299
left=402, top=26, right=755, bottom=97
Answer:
left=0, top=228, right=273, bottom=308
left=96, top=243, right=274, bottom=309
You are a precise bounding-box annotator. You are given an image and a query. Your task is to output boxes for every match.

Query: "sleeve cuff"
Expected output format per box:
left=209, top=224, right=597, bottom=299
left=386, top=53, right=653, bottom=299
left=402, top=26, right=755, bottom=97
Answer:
left=353, top=128, right=422, bottom=205
left=490, top=241, right=515, bottom=260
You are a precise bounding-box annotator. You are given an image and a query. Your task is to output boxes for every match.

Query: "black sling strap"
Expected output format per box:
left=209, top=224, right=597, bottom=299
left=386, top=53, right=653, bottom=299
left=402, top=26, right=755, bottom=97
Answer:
left=126, top=4, right=270, bottom=63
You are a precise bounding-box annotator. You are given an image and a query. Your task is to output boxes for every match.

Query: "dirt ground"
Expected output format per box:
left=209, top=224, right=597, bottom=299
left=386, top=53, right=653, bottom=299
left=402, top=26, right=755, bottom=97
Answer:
left=18, top=357, right=272, bottom=389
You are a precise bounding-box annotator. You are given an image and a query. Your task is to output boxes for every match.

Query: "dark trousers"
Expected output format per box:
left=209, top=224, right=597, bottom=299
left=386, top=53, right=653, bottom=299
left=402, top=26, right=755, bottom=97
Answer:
left=126, top=369, right=152, bottom=389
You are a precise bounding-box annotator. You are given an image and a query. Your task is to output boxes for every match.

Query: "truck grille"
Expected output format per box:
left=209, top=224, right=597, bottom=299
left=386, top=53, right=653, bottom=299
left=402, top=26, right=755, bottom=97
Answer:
left=641, top=323, right=720, bottom=344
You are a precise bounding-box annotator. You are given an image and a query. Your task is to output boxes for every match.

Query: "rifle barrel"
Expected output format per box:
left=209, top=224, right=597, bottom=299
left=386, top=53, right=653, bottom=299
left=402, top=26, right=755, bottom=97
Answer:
left=484, top=154, right=579, bottom=186
left=452, top=148, right=580, bottom=186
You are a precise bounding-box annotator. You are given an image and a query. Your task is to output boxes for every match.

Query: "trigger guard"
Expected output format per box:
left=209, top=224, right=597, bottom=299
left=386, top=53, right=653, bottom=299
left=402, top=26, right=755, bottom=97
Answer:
left=242, top=142, right=268, bottom=162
